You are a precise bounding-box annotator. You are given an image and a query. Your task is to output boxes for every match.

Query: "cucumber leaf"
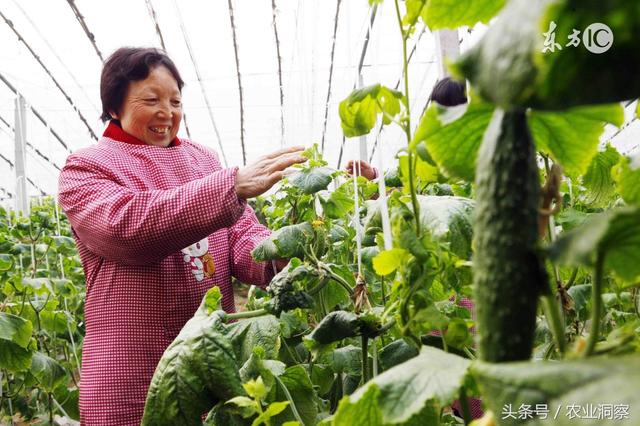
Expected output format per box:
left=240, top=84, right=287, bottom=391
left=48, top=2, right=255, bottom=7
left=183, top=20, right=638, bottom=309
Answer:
left=224, top=315, right=281, bottom=365
left=413, top=96, right=494, bottom=181
left=306, top=311, right=360, bottom=347
left=378, top=339, right=420, bottom=372
left=0, top=253, right=13, bottom=270
left=251, top=222, right=314, bottom=261
left=398, top=152, right=439, bottom=188
left=372, top=248, right=408, bottom=276
left=142, top=311, right=244, bottom=426
left=333, top=386, right=383, bottom=426
left=289, top=167, right=334, bottom=194
left=273, top=365, right=320, bottom=426
left=417, top=195, right=475, bottom=259
left=333, top=346, right=471, bottom=424
left=30, top=352, right=67, bottom=392
left=319, top=186, right=355, bottom=219
left=613, top=152, right=640, bottom=205
left=339, top=84, right=403, bottom=137
left=414, top=98, right=621, bottom=180
left=423, top=0, right=506, bottom=30
left=580, top=144, right=622, bottom=207
left=549, top=206, right=640, bottom=282
left=401, top=0, right=505, bottom=31
left=528, top=104, right=624, bottom=177
left=0, top=312, right=32, bottom=348
left=332, top=345, right=363, bottom=377
left=472, top=355, right=640, bottom=426
left=0, top=312, right=34, bottom=372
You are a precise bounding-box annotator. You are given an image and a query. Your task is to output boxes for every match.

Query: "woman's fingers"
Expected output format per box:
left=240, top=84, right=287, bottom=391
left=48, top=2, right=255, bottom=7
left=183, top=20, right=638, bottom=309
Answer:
left=269, top=170, right=284, bottom=184
left=268, top=153, right=306, bottom=173
left=262, top=145, right=305, bottom=160
left=235, top=147, right=308, bottom=199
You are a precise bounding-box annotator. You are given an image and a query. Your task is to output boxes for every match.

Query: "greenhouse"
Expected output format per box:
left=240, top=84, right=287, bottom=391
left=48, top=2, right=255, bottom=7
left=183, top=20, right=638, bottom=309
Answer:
left=0, top=0, right=639, bottom=425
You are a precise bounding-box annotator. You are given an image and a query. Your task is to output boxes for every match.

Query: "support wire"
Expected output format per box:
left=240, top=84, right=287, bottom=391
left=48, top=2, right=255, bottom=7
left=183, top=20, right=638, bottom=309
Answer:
left=0, top=9, right=98, bottom=140
left=227, top=0, right=247, bottom=165
left=173, top=0, right=229, bottom=166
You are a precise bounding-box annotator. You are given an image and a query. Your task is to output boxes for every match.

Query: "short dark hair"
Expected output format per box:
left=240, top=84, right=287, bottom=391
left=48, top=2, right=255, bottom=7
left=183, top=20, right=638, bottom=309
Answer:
left=429, top=77, right=467, bottom=107
left=100, top=47, right=184, bottom=122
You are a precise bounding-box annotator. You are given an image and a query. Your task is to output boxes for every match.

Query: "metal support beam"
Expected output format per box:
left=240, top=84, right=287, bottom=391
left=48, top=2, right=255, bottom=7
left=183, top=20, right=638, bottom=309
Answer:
left=14, top=95, right=28, bottom=215
left=435, top=29, right=460, bottom=77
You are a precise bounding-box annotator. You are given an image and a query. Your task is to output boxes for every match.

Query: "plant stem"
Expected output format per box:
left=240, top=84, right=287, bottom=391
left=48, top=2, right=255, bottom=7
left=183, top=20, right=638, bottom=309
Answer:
left=318, top=263, right=354, bottom=295
left=29, top=297, right=51, bottom=356
left=275, top=376, right=305, bottom=426
left=1, top=370, right=15, bottom=424
left=584, top=252, right=605, bottom=357
left=361, top=336, right=369, bottom=384
left=318, top=289, right=328, bottom=318
left=380, top=276, right=387, bottom=307
left=462, top=347, right=476, bottom=360
left=307, top=278, right=329, bottom=296
left=308, top=356, right=315, bottom=382
left=17, top=290, right=27, bottom=317
left=458, top=387, right=472, bottom=425
left=48, top=392, right=53, bottom=424
left=407, top=152, right=422, bottom=235
left=225, top=308, right=268, bottom=321
left=541, top=162, right=567, bottom=355
left=565, top=267, right=579, bottom=289
left=63, top=296, right=81, bottom=370
left=378, top=318, right=397, bottom=334
left=543, top=341, right=556, bottom=360
left=440, top=330, right=449, bottom=352
left=393, top=0, right=421, bottom=235
left=372, top=338, right=379, bottom=377
left=282, top=338, right=303, bottom=365
left=51, top=394, right=72, bottom=420
left=541, top=294, right=566, bottom=355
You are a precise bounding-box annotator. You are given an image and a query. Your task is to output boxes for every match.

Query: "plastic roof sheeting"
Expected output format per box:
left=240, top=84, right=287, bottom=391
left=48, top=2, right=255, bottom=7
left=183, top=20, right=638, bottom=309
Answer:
left=0, top=0, right=636, bottom=200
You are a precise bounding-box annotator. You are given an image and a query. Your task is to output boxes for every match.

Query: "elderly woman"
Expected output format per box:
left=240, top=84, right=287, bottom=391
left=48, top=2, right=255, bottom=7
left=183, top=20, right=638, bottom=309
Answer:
left=58, top=47, right=304, bottom=425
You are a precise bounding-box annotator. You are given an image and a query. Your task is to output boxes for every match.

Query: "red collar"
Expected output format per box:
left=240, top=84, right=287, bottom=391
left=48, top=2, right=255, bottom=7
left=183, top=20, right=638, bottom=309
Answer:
left=103, top=121, right=181, bottom=147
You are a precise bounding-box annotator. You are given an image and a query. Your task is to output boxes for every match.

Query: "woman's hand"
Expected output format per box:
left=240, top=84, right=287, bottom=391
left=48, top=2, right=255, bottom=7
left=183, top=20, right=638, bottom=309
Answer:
left=235, top=146, right=307, bottom=199
left=345, top=159, right=377, bottom=181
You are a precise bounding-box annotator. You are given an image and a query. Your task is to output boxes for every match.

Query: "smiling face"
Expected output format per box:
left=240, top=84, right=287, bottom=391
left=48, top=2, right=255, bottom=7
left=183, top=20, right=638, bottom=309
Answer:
left=112, top=66, right=183, bottom=147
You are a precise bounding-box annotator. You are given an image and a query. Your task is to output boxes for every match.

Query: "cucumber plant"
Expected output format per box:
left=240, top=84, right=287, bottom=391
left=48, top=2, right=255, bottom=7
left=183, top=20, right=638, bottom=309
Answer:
left=0, top=199, right=85, bottom=424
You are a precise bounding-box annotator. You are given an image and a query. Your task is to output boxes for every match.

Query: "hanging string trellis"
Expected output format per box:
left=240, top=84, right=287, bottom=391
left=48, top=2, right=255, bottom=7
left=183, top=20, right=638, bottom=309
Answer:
left=227, top=0, right=247, bottom=166
left=144, top=0, right=193, bottom=140
left=320, top=0, right=343, bottom=154
left=0, top=9, right=98, bottom=140
left=368, top=26, right=431, bottom=161
left=11, top=0, right=100, bottom=113
left=336, top=3, right=379, bottom=170
left=271, top=0, right=285, bottom=148
left=173, top=0, right=229, bottom=166
left=65, top=0, right=104, bottom=62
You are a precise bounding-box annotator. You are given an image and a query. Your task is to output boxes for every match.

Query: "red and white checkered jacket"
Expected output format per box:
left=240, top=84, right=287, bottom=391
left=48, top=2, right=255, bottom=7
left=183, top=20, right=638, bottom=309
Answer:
left=58, top=123, right=273, bottom=425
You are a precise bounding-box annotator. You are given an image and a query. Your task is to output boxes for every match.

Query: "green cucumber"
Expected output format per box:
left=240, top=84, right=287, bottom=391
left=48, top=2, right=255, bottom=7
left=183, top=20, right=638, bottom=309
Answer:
left=473, top=109, right=548, bottom=362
